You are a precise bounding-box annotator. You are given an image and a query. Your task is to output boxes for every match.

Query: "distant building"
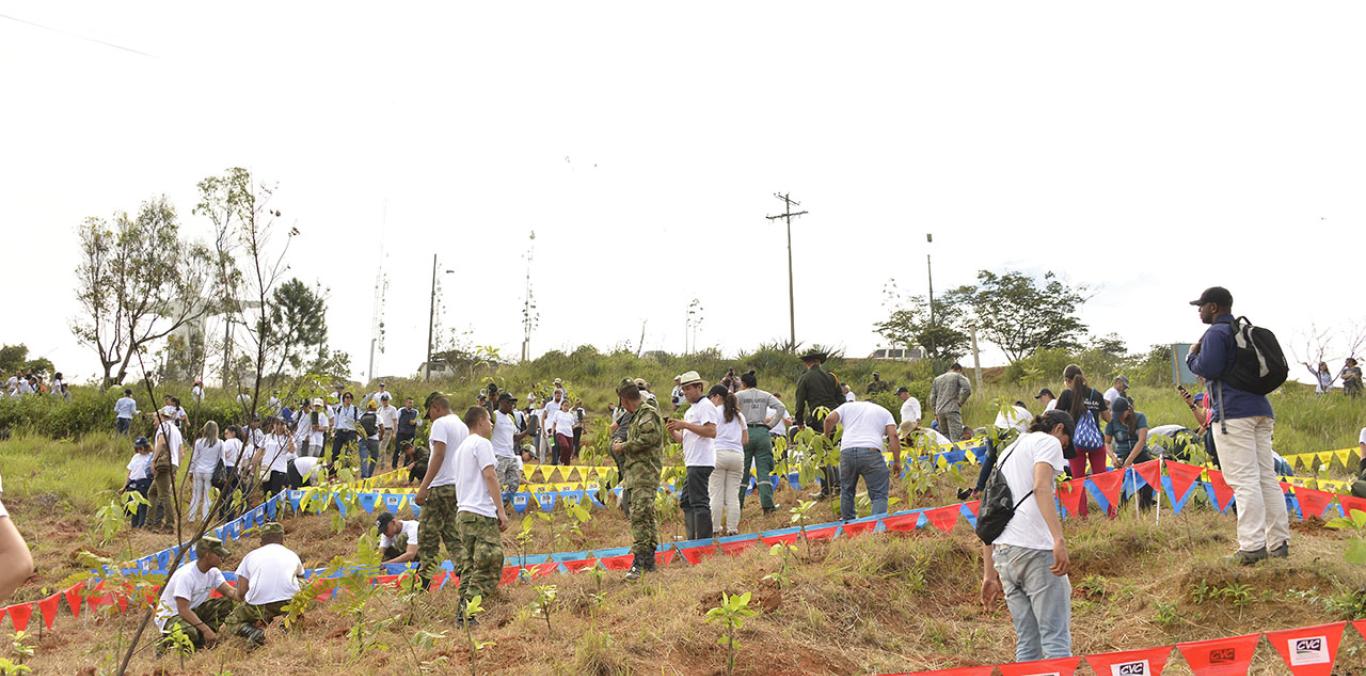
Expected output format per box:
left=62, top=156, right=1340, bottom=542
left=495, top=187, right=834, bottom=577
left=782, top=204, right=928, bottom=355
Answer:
left=867, top=347, right=925, bottom=361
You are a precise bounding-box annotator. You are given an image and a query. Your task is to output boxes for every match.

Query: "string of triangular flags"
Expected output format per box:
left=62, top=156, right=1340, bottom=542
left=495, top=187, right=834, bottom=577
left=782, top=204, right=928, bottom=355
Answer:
left=893, top=620, right=1358, bottom=676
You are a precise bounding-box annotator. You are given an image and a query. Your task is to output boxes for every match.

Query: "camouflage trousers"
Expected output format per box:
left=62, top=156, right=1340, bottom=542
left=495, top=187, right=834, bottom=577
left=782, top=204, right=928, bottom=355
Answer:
left=455, top=511, right=503, bottom=607
left=417, top=485, right=461, bottom=586
left=628, top=482, right=658, bottom=566
left=495, top=456, right=521, bottom=499
left=162, top=597, right=236, bottom=648
left=225, top=599, right=290, bottom=631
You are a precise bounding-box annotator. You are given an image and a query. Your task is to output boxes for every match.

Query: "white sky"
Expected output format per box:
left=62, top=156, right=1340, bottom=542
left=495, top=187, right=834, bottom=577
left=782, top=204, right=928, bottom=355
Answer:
left=2, top=2, right=1363, bottom=384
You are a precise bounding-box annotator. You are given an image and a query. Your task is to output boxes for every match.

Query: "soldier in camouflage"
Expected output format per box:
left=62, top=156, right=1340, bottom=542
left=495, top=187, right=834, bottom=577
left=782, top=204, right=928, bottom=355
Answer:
left=609, top=388, right=637, bottom=518
left=610, top=380, right=663, bottom=581
left=452, top=406, right=509, bottom=620
left=415, top=392, right=467, bottom=589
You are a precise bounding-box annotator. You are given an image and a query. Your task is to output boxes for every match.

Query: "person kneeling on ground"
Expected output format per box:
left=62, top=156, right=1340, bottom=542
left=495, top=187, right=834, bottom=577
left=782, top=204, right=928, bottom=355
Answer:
left=225, top=522, right=304, bottom=647
left=399, top=441, right=429, bottom=484
left=377, top=511, right=421, bottom=566
left=451, top=406, right=509, bottom=622
left=1105, top=397, right=1155, bottom=512
left=155, top=537, right=243, bottom=651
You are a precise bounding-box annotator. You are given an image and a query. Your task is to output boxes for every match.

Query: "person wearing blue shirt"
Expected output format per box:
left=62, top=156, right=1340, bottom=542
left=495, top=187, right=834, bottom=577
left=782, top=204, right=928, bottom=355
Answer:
left=1185, top=286, right=1289, bottom=565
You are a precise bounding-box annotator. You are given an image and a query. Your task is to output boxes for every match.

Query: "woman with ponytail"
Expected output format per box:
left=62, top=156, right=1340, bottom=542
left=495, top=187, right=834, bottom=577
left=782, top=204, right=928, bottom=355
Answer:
left=707, top=385, right=749, bottom=534
left=1052, top=365, right=1110, bottom=517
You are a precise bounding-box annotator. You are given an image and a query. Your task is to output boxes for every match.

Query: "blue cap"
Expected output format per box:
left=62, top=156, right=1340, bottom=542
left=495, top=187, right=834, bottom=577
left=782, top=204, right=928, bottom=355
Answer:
left=134, top=436, right=150, bottom=448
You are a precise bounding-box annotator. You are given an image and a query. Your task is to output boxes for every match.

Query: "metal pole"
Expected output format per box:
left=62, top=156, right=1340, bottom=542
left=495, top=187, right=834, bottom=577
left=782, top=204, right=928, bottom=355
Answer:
left=926, top=233, right=935, bottom=328
left=786, top=214, right=796, bottom=349
left=970, top=326, right=982, bottom=393
left=367, top=337, right=376, bottom=384
left=425, top=254, right=436, bottom=382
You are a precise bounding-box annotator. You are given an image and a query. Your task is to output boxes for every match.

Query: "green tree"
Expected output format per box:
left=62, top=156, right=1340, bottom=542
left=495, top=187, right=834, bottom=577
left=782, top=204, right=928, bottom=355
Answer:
left=72, top=197, right=215, bottom=388
left=263, top=278, right=330, bottom=384
left=959, top=270, right=1089, bottom=363
left=874, top=292, right=971, bottom=362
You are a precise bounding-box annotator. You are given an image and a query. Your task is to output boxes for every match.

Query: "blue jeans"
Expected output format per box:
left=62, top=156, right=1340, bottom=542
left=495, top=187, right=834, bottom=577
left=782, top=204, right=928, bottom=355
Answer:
left=992, top=544, right=1072, bottom=661
left=359, top=438, right=378, bottom=478
left=839, top=447, right=890, bottom=521
left=116, top=417, right=131, bottom=435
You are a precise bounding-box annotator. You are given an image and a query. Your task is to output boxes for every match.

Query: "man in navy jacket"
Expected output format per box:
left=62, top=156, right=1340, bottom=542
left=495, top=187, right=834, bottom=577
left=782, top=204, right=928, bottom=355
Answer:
left=1186, top=286, right=1289, bottom=565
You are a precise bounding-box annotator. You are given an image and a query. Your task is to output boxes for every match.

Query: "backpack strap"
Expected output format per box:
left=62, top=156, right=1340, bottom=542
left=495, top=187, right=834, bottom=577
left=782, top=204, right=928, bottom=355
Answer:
left=994, top=438, right=1038, bottom=509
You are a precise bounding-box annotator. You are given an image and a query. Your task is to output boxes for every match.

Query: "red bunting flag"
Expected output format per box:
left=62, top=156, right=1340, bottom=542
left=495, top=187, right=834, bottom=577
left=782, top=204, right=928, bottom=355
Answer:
left=997, top=655, right=1081, bottom=676
left=719, top=538, right=758, bottom=556
left=1293, top=488, right=1335, bottom=521
left=1132, top=460, right=1162, bottom=493
left=562, top=557, right=598, bottom=573
left=1058, top=479, right=1087, bottom=517
left=1087, top=470, right=1126, bottom=511
left=1176, top=632, right=1259, bottom=675
left=499, top=566, right=520, bottom=586
left=6, top=603, right=33, bottom=632
left=1340, top=495, right=1366, bottom=517
left=654, top=549, right=676, bottom=567
left=804, top=524, right=840, bottom=542
left=842, top=519, right=878, bottom=537
left=881, top=511, right=921, bottom=532
left=38, top=594, right=61, bottom=631
left=898, top=666, right=994, bottom=676
left=1085, top=644, right=1170, bottom=676
left=1205, top=469, right=1235, bottom=512
left=925, top=505, right=961, bottom=533
left=598, top=554, right=635, bottom=572
left=761, top=531, right=802, bottom=545
left=64, top=585, right=82, bottom=619
left=1266, top=622, right=1345, bottom=676
left=1353, top=619, right=1366, bottom=642
left=964, top=500, right=980, bottom=517
left=1165, top=462, right=1205, bottom=504
left=679, top=544, right=718, bottom=565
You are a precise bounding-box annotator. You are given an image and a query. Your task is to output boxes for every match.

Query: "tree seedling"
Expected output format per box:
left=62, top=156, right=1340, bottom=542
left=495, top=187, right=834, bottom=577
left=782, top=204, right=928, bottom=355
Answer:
left=706, top=591, right=759, bottom=676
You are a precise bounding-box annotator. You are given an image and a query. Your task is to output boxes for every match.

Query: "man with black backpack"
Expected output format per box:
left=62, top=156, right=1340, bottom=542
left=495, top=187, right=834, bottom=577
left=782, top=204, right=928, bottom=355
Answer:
left=1186, top=286, right=1290, bottom=565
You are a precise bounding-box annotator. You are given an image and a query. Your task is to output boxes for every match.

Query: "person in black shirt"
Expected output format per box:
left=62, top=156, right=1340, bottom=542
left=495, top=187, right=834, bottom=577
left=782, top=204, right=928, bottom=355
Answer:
left=1054, top=364, right=1110, bottom=517
left=392, top=397, right=420, bottom=469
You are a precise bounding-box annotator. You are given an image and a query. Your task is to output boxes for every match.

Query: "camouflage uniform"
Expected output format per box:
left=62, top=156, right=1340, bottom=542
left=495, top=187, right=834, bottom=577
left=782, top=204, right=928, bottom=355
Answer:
left=455, top=511, right=503, bottom=607
left=162, top=597, right=236, bottom=648
left=225, top=599, right=290, bottom=632
left=611, top=408, right=636, bottom=517
left=619, top=399, right=664, bottom=569
left=417, top=484, right=461, bottom=586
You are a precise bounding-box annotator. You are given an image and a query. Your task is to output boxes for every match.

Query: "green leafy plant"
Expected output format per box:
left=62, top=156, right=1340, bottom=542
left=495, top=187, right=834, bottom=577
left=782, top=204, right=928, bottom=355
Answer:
left=789, top=500, right=817, bottom=560
left=763, top=542, right=798, bottom=589
left=531, top=584, right=559, bottom=638
left=515, top=515, right=535, bottom=583
left=705, top=591, right=759, bottom=676
left=7, top=632, right=33, bottom=668
left=461, top=595, right=494, bottom=676
left=0, top=658, right=32, bottom=675
left=1154, top=601, right=1179, bottom=627
left=162, top=622, right=196, bottom=669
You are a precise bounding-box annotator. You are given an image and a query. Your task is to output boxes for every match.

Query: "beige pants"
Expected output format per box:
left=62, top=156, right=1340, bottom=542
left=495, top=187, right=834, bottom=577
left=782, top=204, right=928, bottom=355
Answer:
left=1212, top=416, right=1290, bottom=553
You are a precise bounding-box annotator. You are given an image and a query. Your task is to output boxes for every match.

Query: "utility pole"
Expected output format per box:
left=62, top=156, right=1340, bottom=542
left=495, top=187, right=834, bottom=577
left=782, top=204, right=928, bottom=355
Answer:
left=520, top=230, right=537, bottom=362
left=766, top=193, right=807, bottom=351
left=425, top=254, right=436, bottom=382
left=970, top=325, right=982, bottom=393
left=926, top=233, right=935, bottom=328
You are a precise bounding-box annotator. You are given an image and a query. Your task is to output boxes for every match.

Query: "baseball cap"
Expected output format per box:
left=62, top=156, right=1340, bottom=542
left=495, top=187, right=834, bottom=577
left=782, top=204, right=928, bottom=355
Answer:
left=1189, top=286, right=1233, bottom=307
left=367, top=400, right=378, bottom=410
left=134, top=436, right=150, bottom=448
left=1034, top=388, right=1055, bottom=399
left=259, top=522, right=285, bottom=536
left=312, top=398, right=324, bottom=407
left=896, top=386, right=909, bottom=394
left=376, top=512, right=395, bottom=532
left=1114, top=375, right=1129, bottom=385
left=1111, top=396, right=1132, bottom=416
left=553, top=378, right=562, bottom=385
left=423, top=391, right=446, bottom=409
left=498, top=392, right=515, bottom=402
left=1040, top=409, right=1076, bottom=439
left=196, top=536, right=231, bottom=558
left=380, top=393, right=390, bottom=400
left=677, top=371, right=704, bottom=386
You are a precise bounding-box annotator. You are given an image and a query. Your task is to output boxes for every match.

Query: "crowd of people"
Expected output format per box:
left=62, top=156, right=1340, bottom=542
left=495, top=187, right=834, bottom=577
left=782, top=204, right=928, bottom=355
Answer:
left=4, top=370, right=69, bottom=400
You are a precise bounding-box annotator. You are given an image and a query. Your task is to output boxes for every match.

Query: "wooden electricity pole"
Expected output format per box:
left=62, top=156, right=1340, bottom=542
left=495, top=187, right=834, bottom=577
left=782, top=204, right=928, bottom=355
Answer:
left=766, top=193, right=807, bottom=351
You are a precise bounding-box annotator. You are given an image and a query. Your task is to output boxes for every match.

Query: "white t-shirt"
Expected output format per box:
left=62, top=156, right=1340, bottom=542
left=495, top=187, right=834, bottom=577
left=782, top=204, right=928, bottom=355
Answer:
left=714, top=411, right=747, bottom=453
left=1102, top=387, right=1121, bottom=405
left=1044, top=398, right=1057, bottom=412
left=308, top=411, right=328, bottom=448
left=379, top=519, right=419, bottom=550
left=156, top=422, right=183, bottom=467
left=994, top=405, right=1033, bottom=434
left=899, top=397, right=922, bottom=426
left=221, top=438, right=244, bottom=468
left=190, top=439, right=223, bottom=474
left=262, top=434, right=294, bottom=474
left=155, top=563, right=227, bottom=631
left=682, top=399, right=719, bottom=467
left=293, top=456, right=323, bottom=483
left=993, top=432, right=1066, bottom=551
left=492, top=411, right=518, bottom=458
left=768, top=406, right=787, bottom=438
left=127, top=452, right=153, bottom=481
left=1359, top=427, right=1366, bottom=445
left=427, top=413, right=470, bottom=489
left=235, top=543, right=303, bottom=605
left=378, top=405, right=399, bottom=433
left=453, top=435, right=498, bottom=518
left=834, top=401, right=895, bottom=451
left=550, top=409, right=578, bottom=437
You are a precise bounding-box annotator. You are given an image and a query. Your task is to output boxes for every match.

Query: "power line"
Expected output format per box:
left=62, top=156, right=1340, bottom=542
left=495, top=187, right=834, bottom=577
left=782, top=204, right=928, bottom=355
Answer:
left=0, top=13, right=156, bottom=58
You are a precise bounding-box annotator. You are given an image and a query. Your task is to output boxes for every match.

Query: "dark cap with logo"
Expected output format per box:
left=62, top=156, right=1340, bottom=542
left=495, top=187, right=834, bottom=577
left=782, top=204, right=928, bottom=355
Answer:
left=1190, top=286, right=1233, bottom=307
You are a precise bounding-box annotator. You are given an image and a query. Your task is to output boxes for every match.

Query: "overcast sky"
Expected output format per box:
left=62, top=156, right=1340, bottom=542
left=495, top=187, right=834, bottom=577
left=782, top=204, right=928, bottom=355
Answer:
left=2, top=2, right=1363, bottom=385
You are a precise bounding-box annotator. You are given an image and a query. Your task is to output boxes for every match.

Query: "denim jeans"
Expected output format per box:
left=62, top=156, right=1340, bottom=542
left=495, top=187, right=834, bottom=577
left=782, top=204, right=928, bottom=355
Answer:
left=839, top=447, right=890, bottom=521
left=359, top=438, right=379, bottom=478
left=992, top=544, right=1072, bottom=661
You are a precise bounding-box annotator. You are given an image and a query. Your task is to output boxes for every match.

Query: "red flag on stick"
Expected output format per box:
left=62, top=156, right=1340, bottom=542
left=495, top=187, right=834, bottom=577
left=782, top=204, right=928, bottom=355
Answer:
left=1165, top=462, right=1205, bottom=505
left=1132, top=460, right=1162, bottom=492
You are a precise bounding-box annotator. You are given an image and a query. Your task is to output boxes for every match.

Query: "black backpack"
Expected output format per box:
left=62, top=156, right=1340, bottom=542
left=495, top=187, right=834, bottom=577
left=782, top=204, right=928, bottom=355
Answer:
left=359, top=411, right=379, bottom=437
left=974, top=439, right=1035, bottom=545
left=1216, top=316, right=1288, bottom=395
